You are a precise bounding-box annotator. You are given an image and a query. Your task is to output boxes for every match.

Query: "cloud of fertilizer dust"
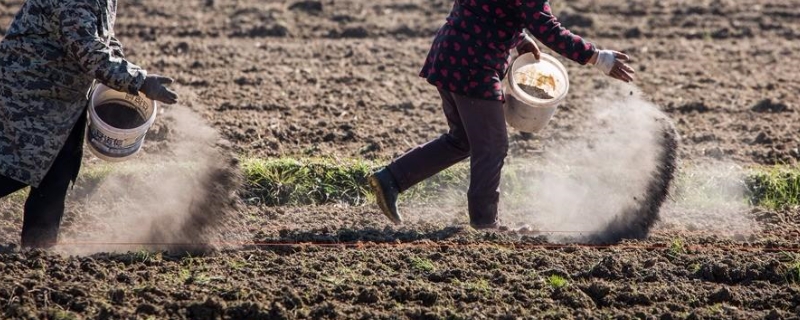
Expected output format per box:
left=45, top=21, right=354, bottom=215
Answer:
left=400, top=82, right=754, bottom=241
left=660, top=160, right=757, bottom=237
left=58, top=105, right=248, bottom=255
left=504, top=83, right=679, bottom=243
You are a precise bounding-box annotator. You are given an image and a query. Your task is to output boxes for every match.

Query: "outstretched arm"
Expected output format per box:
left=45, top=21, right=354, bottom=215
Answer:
left=56, top=1, right=146, bottom=94
left=520, top=0, right=595, bottom=65
left=520, top=0, right=635, bottom=82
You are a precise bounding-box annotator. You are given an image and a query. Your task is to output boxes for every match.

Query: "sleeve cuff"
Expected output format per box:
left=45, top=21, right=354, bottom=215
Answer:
left=128, top=69, right=147, bottom=95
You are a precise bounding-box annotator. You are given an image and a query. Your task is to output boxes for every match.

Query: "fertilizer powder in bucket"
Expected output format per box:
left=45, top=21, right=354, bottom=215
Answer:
left=87, top=84, right=157, bottom=162
left=514, top=65, right=557, bottom=100
left=95, top=103, right=147, bottom=130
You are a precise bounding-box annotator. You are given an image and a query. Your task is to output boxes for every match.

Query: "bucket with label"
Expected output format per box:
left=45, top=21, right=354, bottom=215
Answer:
left=503, top=52, right=570, bottom=133
left=86, top=84, right=157, bottom=162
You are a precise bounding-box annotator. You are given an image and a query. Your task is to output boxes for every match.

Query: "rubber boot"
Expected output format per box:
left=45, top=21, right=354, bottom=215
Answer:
left=368, top=168, right=402, bottom=224
left=468, top=198, right=499, bottom=230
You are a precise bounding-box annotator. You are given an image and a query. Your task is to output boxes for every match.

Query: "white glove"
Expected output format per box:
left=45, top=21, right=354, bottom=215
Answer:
left=594, top=50, right=616, bottom=75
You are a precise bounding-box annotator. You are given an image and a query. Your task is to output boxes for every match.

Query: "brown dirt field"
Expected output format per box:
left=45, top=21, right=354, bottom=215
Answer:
left=2, top=0, right=800, bottom=319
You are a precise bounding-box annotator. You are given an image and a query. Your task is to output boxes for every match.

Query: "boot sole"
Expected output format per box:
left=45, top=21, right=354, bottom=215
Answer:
left=368, top=176, right=402, bottom=224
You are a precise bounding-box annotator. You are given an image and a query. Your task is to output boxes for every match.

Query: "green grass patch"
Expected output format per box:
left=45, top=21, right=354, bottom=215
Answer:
left=242, top=158, right=544, bottom=205
left=239, top=157, right=528, bottom=206
left=238, top=158, right=800, bottom=209
left=177, top=268, right=192, bottom=284
left=671, top=166, right=749, bottom=209
left=409, top=256, right=436, bottom=272
left=241, top=157, right=375, bottom=206
left=225, top=258, right=249, bottom=270
left=668, top=238, right=686, bottom=257
left=47, top=309, right=78, bottom=320
left=746, top=167, right=800, bottom=209
left=460, top=279, right=491, bottom=293
left=779, top=252, right=800, bottom=284
left=547, top=275, right=568, bottom=289
left=5, top=157, right=800, bottom=209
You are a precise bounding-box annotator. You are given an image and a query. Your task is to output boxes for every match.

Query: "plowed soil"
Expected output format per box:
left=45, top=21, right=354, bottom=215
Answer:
left=2, top=0, right=800, bottom=319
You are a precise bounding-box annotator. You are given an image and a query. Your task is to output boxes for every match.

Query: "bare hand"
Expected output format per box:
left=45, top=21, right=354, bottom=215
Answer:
left=609, top=51, right=635, bottom=83
left=516, top=38, right=541, bottom=60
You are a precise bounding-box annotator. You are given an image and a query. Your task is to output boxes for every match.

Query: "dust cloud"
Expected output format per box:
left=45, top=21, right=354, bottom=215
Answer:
left=404, top=83, right=753, bottom=243
left=660, top=161, right=757, bottom=238
left=504, top=84, right=679, bottom=243
left=58, top=105, right=248, bottom=255
left=505, top=83, right=757, bottom=242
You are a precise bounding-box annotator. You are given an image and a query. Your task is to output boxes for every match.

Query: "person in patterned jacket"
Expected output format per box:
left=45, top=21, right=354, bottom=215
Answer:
left=0, top=0, right=178, bottom=249
left=369, top=0, right=635, bottom=230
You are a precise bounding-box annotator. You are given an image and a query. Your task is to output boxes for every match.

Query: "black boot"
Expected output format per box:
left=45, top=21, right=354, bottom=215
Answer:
left=468, top=199, right=499, bottom=230
left=21, top=227, right=59, bottom=249
left=368, top=168, right=402, bottom=224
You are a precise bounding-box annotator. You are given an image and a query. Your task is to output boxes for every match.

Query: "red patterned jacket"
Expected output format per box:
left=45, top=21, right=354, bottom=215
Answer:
left=420, top=0, right=596, bottom=101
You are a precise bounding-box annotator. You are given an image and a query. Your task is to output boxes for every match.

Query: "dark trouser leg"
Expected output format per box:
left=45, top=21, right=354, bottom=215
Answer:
left=450, top=92, right=508, bottom=227
left=20, top=117, right=85, bottom=248
left=388, top=89, right=471, bottom=191
left=387, top=89, right=508, bottom=226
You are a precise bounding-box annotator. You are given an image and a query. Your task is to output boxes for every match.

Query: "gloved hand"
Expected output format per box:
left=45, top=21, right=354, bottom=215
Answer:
left=593, top=50, right=635, bottom=83
left=139, top=75, right=178, bottom=105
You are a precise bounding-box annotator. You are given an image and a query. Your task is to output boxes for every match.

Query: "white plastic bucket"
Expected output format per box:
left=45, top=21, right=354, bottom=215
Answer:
left=86, top=84, right=157, bottom=162
left=503, top=52, right=570, bottom=133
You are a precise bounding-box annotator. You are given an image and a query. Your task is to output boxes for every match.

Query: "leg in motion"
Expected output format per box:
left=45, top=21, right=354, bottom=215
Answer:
left=450, top=93, right=508, bottom=229
left=371, top=89, right=472, bottom=223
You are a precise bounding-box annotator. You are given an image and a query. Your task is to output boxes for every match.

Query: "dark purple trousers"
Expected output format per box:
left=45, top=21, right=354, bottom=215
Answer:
left=387, top=89, right=508, bottom=226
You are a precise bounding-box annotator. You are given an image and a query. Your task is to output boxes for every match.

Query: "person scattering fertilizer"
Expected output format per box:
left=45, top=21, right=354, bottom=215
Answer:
left=0, top=0, right=178, bottom=249
left=369, top=0, right=635, bottom=230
